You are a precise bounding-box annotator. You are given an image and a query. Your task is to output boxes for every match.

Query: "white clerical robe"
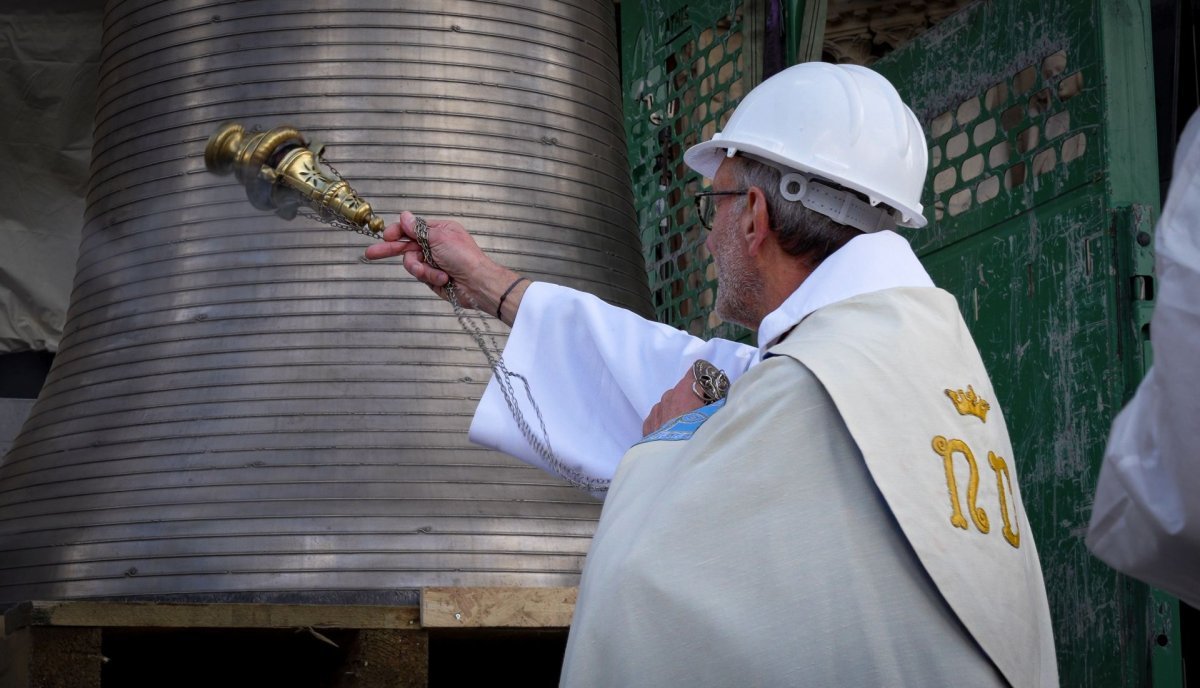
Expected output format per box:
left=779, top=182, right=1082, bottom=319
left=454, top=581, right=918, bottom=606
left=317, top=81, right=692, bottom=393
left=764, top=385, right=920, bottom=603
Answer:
left=468, top=230, right=1058, bottom=686
left=469, top=230, right=933, bottom=482
left=1087, top=109, right=1200, bottom=607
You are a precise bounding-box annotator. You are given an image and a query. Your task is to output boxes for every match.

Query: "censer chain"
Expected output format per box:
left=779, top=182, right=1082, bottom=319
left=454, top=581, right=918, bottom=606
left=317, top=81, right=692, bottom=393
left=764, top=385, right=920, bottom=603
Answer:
left=308, top=197, right=609, bottom=493
left=411, top=216, right=609, bottom=494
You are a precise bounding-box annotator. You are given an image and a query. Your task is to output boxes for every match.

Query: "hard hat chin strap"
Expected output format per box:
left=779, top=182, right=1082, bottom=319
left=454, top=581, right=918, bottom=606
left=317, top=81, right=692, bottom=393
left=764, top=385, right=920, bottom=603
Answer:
left=779, top=172, right=897, bottom=233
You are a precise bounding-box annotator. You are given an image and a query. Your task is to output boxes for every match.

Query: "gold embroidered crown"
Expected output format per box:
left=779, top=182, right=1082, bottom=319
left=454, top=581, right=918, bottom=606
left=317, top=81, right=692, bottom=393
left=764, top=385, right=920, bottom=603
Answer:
left=945, top=385, right=990, bottom=422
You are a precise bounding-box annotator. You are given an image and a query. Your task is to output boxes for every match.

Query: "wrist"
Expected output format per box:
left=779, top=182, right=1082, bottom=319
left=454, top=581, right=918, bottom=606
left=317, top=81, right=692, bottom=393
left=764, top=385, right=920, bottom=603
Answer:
left=497, top=277, right=532, bottom=326
left=495, top=275, right=529, bottom=318
left=470, top=264, right=521, bottom=317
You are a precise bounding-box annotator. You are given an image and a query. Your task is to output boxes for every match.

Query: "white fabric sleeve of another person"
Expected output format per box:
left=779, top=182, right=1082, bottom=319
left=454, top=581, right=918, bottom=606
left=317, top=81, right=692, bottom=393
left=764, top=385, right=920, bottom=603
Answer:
left=468, top=282, right=759, bottom=484
left=1086, top=109, right=1200, bottom=608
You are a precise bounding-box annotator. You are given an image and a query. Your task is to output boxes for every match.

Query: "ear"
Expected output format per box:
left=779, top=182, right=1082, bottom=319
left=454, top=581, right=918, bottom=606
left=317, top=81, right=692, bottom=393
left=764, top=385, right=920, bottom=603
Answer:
left=742, top=186, right=774, bottom=258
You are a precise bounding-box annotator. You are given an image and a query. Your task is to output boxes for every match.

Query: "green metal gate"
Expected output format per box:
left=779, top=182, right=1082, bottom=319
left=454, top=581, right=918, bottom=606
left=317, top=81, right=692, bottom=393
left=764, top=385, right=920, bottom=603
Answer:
left=622, top=0, right=1182, bottom=685
left=874, top=1, right=1179, bottom=685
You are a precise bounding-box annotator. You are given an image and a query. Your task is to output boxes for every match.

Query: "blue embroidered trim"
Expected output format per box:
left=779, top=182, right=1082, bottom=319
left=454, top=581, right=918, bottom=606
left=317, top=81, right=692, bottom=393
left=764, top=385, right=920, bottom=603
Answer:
left=636, top=399, right=727, bottom=445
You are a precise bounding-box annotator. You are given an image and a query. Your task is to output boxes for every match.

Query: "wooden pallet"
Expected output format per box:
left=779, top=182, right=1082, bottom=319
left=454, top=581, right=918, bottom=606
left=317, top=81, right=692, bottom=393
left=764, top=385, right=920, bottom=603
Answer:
left=0, top=588, right=576, bottom=688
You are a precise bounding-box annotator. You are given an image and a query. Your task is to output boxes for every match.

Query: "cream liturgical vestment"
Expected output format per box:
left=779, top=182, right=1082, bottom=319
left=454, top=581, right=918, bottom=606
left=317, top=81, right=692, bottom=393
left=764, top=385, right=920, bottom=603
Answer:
left=562, top=289, right=1055, bottom=688
left=468, top=231, right=1058, bottom=687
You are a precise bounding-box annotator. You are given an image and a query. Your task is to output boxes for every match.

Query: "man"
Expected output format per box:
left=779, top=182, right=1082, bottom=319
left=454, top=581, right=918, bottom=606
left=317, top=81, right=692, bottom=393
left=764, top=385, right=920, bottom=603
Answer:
left=1086, top=108, right=1200, bottom=607
left=367, top=63, right=1057, bottom=686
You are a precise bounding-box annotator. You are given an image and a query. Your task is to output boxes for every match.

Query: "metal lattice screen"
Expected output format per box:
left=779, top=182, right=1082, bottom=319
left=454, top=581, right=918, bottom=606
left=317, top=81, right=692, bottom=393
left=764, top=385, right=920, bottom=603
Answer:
left=910, top=49, right=1101, bottom=245
left=620, top=0, right=763, bottom=341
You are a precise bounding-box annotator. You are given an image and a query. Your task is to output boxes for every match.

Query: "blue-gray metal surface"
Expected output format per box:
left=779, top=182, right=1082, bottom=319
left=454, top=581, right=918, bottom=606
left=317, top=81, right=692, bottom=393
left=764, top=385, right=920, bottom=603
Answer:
left=0, top=0, right=650, bottom=603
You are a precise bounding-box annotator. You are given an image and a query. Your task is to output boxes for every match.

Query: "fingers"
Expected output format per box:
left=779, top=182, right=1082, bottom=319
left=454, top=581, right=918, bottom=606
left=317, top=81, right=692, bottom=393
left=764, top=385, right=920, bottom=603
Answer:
left=366, top=211, right=469, bottom=303
left=383, top=212, right=428, bottom=243
left=366, top=207, right=452, bottom=261
left=642, top=370, right=710, bottom=435
left=396, top=211, right=463, bottom=242
left=643, top=388, right=673, bottom=435
left=642, top=404, right=660, bottom=436
left=397, top=211, right=419, bottom=241
left=363, top=237, right=417, bottom=261
left=403, top=250, right=450, bottom=287
left=381, top=217, right=405, bottom=242
left=675, top=369, right=695, bottom=392
left=364, top=215, right=422, bottom=261
left=365, top=236, right=445, bottom=290
left=398, top=211, right=458, bottom=241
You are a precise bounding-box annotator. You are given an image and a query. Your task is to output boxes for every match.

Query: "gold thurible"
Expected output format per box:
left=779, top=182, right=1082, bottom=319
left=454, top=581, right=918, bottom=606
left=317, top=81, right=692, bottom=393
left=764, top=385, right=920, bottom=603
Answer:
left=204, top=122, right=386, bottom=236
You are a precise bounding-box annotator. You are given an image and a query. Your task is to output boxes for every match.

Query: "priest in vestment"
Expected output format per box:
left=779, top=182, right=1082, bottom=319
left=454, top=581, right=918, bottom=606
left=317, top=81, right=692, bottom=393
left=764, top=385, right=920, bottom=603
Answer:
left=367, top=63, right=1058, bottom=687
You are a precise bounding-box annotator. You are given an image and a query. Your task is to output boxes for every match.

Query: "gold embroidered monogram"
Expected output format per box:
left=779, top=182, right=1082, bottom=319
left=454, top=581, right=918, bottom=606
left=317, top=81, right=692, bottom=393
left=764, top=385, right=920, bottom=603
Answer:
left=931, top=435, right=990, bottom=533
left=988, top=452, right=1021, bottom=548
left=944, top=385, right=990, bottom=422
left=930, top=435, right=1021, bottom=549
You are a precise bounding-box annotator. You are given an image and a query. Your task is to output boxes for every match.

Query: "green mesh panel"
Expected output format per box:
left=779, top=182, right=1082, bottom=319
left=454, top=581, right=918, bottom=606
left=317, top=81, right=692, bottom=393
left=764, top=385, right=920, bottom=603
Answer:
left=880, top=35, right=1104, bottom=257
left=620, top=0, right=760, bottom=342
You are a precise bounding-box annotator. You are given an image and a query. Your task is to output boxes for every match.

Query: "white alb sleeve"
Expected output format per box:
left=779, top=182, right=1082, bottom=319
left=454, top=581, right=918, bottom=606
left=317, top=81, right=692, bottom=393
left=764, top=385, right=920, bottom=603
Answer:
left=1086, top=109, right=1200, bottom=607
left=468, top=282, right=758, bottom=483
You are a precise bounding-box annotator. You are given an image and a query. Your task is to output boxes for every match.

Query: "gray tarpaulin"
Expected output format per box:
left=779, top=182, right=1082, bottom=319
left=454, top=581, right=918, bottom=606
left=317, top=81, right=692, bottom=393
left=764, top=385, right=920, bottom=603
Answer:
left=0, top=1, right=102, bottom=352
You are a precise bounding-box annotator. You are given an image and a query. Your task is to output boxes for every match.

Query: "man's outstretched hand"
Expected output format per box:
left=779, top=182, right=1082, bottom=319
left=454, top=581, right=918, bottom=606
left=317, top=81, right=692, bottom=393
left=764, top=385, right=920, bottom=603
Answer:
left=364, top=211, right=526, bottom=323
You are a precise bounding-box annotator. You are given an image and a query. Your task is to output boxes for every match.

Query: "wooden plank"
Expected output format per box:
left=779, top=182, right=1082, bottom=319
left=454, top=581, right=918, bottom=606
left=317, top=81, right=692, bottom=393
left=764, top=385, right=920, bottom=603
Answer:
left=420, top=587, right=576, bottom=628
left=4, top=602, right=419, bottom=635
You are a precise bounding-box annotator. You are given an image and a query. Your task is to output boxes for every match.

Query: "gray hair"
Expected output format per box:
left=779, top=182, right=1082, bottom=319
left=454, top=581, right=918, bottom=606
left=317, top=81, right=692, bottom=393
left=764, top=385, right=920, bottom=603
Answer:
left=731, top=157, right=862, bottom=265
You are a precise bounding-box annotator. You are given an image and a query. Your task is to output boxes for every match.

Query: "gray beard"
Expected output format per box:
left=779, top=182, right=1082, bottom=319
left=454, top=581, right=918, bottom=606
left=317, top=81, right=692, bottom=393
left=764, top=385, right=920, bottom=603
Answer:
left=713, top=249, right=766, bottom=330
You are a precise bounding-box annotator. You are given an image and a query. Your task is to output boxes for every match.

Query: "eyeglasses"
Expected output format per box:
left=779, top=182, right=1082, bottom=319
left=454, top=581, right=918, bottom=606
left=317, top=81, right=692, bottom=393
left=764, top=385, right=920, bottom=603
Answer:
left=693, top=190, right=748, bottom=230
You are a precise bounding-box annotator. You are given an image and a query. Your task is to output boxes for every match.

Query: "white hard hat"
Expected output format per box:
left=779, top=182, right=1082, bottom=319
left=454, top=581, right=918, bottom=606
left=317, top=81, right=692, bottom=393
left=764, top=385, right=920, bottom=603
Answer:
left=684, top=62, right=929, bottom=229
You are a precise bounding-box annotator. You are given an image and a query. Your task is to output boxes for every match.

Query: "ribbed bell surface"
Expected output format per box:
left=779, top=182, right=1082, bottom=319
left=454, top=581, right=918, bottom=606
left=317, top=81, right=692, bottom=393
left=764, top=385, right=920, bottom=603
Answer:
left=0, top=0, right=650, bottom=604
